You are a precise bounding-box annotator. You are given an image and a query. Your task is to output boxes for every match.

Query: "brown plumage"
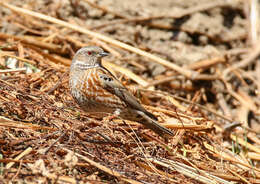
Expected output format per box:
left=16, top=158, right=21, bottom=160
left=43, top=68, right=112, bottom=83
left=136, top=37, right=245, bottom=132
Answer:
left=69, top=46, right=173, bottom=137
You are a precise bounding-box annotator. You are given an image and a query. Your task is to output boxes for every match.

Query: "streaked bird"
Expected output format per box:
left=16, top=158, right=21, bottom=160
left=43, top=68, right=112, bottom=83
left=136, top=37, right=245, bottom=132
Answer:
left=69, top=46, right=173, bottom=137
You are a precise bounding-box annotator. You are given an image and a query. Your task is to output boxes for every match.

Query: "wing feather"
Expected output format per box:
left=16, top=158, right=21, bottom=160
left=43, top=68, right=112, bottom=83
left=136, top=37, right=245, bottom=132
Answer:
left=98, top=67, right=157, bottom=121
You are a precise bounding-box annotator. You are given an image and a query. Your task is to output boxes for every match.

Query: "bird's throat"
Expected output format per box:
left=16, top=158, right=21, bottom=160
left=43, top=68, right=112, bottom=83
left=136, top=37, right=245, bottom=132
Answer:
left=74, top=60, right=99, bottom=70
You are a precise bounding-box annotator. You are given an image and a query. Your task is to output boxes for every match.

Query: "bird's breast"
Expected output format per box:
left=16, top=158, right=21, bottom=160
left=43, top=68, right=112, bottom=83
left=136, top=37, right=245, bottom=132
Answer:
left=69, top=68, right=126, bottom=114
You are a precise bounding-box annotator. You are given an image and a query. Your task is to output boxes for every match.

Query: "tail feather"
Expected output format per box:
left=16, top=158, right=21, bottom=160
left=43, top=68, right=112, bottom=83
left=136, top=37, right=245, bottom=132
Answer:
left=144, top=110, right=158, bottom=121
left=135, top=110, right=174, bottom=137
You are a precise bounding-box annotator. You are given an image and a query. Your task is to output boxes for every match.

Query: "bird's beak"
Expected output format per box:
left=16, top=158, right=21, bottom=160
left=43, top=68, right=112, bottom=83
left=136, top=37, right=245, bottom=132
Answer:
left=99, top=51, right=109, bottom=57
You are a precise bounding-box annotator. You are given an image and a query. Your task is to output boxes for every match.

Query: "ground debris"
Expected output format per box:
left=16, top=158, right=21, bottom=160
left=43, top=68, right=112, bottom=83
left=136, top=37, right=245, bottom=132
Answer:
left=0, top=0, right=259, bottom=183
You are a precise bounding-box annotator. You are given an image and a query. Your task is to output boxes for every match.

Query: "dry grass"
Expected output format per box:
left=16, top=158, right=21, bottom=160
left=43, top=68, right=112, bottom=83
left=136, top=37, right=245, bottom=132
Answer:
left=0, top=1, right=259, bottom=183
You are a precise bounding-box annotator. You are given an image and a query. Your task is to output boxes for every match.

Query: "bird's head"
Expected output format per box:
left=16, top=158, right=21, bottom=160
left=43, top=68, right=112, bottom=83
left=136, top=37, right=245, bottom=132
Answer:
left=71, top=46, right=109, bottom=70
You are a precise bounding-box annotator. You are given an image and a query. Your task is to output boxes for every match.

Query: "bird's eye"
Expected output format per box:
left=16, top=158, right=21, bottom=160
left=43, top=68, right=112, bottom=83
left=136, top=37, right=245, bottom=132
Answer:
left=87, top=51, right=92, bottom=55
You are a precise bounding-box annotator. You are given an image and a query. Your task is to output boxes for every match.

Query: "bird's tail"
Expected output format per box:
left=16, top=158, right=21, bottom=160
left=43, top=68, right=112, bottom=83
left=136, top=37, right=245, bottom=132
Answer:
left=135, top=110, right=174, bottom=137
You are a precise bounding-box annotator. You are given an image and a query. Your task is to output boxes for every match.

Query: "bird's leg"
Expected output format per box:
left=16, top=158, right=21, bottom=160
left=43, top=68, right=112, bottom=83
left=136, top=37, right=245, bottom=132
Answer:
left=102, top=108, right=122, bottom=122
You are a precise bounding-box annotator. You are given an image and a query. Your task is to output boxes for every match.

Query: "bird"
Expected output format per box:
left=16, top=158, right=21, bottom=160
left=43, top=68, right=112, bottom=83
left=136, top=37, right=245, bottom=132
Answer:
left=69, top=46, right=173, bottom=137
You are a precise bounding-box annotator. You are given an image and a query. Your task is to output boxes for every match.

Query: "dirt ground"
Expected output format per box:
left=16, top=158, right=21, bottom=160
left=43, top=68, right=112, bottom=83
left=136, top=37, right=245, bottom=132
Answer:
left=0, top=0, right=259, bottom=183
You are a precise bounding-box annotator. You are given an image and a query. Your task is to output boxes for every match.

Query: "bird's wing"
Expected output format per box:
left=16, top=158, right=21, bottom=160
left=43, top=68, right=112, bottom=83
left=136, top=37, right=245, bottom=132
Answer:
left=98, top=67, right=157, bottom=121
left=98, top=66, right=174, bottom=137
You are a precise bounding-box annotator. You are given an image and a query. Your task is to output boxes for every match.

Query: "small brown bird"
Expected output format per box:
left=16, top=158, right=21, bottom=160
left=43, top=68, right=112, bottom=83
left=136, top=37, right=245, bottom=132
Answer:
left=69, top=46, right=173, bottom=137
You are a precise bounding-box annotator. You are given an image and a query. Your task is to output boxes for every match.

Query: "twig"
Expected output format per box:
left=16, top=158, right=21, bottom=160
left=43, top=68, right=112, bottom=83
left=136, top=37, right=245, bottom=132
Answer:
left=0, top=68, right=26, bottom=74
left=11, top=160, right=23, bottom=181
left=92, top=1, right=230, bottom=29
left=5, top=147, right=32, bottom=170
left=92, top=39, right=122, bottom=58
left=222, top=40, right=260, bottom=78
left=103, top=59, right=149, bottom=87
left=13, top=22, right=49, bottom=36
left=82, top=0, right=127, bottom=19
left=0, top=51, right=36, bottom=65
left=0, top=32, right=62, bottom=54
left=227, top=168, right=251, bottom=184
left=142, top=89, right=232, bottom=121
left=0, top=116, right=56, bottom=131
left=44, top=131, right=67, bottom=154
left=230, top=134, right=260, bottom=154
left=247, top=152, right=260, bottom=160
left=162, top=122, right=213, bottom=131
left=144, top=75, right=179, bottom=88
left=187, top=56, right=226, bottom=70
left=135, top=161, right=176, bottom=182
left=223, top=122, right=241, bottom=133
left=250, top=0, right=259, bottom=45
left=0, top=2, right=198, bottom=79
left=204, top=142, right=260, bottom=172
left=63, top=148, right=143, bottom=184
left=146, top=157, right=230, bottom=184
left=225, top=82, right=257, bottom=112
left=47, top=70, right=69, bottom=94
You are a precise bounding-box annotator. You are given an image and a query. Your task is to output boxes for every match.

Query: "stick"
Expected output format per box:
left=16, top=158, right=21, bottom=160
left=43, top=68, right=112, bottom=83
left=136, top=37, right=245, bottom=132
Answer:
left=0, top=2, right=197, bottom=79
